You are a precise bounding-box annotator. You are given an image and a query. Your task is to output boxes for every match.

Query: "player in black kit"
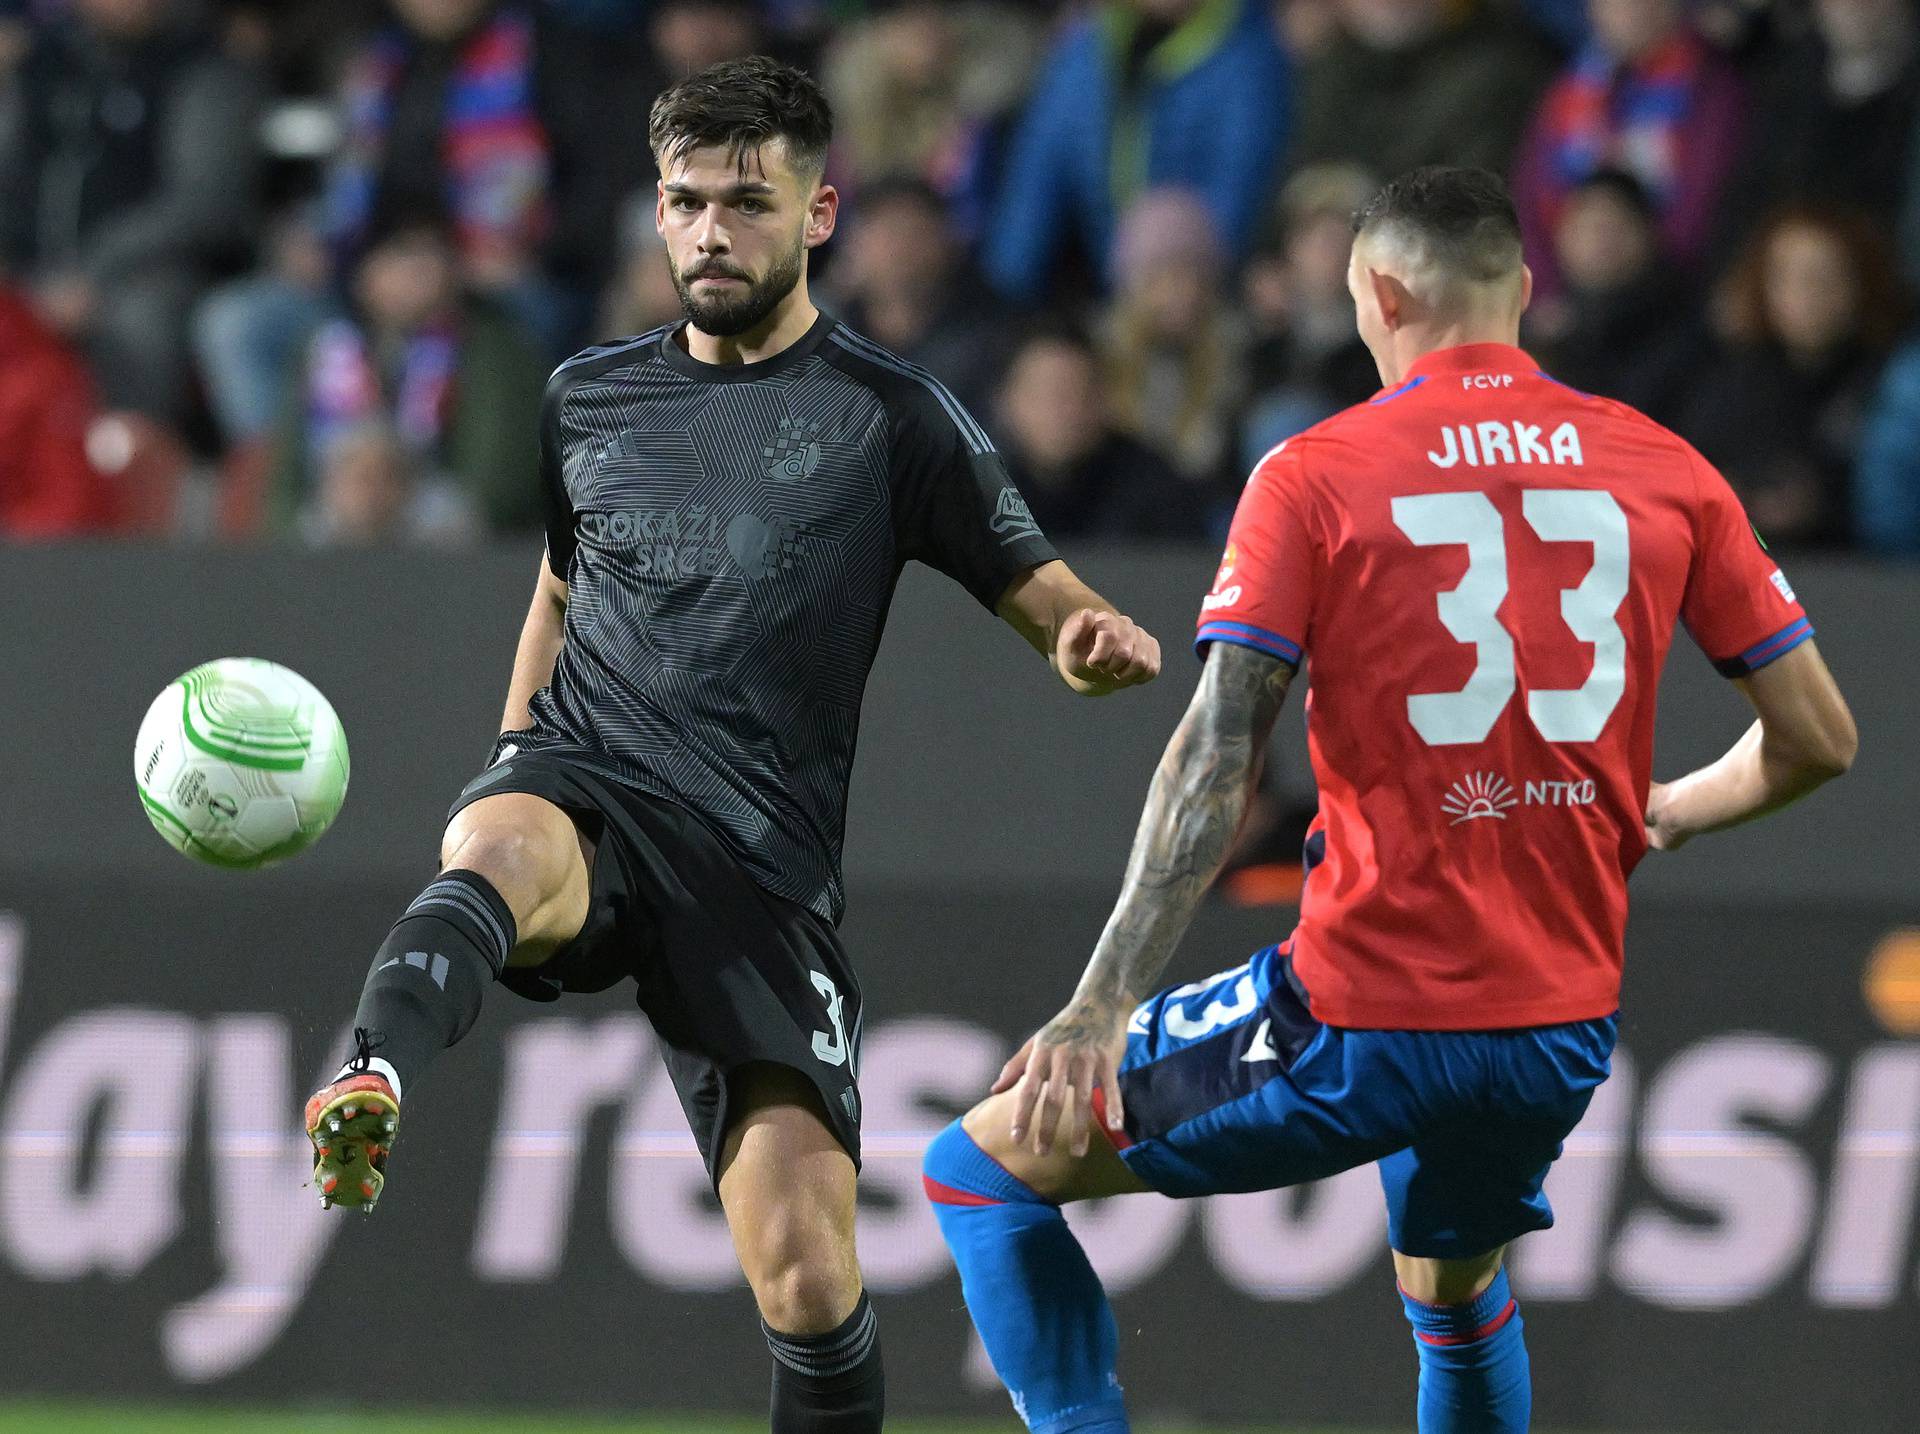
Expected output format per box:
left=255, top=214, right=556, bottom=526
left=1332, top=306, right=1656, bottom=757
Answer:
left=303, top=55, right=1162, bottom=1432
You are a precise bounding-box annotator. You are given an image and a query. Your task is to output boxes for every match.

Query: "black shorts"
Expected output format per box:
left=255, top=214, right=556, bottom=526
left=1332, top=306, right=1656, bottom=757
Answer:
left=448, top=745, right=862, bottom=1182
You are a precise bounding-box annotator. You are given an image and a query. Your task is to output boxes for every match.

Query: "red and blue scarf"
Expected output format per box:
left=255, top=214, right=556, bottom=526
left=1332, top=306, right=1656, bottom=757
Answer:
left=306, top=318, right=459, bottom=468
left=324, top=7, right=551, bottom=264
left=1538, top=33, right=1713, bottom=208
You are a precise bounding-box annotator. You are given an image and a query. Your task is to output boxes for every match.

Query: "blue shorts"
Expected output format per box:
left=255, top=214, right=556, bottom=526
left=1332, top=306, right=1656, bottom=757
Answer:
left=1108, top=944, right=1616, bottom=1259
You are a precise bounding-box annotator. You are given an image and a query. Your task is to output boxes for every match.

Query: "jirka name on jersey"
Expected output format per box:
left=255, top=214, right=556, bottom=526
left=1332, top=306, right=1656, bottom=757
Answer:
left=1428, top=420, right=1584, bottom=469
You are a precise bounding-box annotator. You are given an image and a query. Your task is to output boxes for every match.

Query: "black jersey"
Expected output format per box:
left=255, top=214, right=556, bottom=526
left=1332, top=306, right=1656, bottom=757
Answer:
left=523, top=310, right=1058, bottom=922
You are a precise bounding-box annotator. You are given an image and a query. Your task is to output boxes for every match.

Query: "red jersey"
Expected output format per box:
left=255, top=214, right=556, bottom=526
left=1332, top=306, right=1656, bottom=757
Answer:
left=1198, top=343, right=1811, bottom=1029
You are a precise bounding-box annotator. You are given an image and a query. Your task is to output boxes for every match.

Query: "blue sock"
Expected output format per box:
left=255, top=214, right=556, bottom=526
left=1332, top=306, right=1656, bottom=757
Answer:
left=922, top=1120, right=1128, bottom=1434
left=1399, top=1267, right=1531, bottom=1433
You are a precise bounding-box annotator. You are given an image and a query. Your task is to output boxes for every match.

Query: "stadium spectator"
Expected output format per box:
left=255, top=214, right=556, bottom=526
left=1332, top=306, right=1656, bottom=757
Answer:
left=1854, top=335, right=1920, bottom=554
left=298, top=419, right=483, bottom=546
left=825, top=176, right=1012, bottom=416
left=996, top=326, right=1205, bottom=540
left=1678, top=206, right=1906, bottom=547
left=1290, top=0, right=1553, bottom=182
left=1527, top=167, right=1702, bottom=422
left=1512, top=0, right=1746, bottom=296
left=200, top=0, right=630, bottom=459
left=1724, top=0, right=1919, bottom=262
left=266, top=213, right=549, bottom=539
left=649, top=0, right=762, bottom=77
left=320, top=0, right=635, bottom=347
left=1098, top=188, right=1250, bottom=490
left=982, top=0, right=1291, bottom=305
left=820, top=0, right=1041, bottom=236
left=1238, top=163, right=1382, bottom=465
left=193, top=207, right=335, bottom=444
left=0, top=284, right=117, bottom=537
left=0, top=0, right=267, bottom=427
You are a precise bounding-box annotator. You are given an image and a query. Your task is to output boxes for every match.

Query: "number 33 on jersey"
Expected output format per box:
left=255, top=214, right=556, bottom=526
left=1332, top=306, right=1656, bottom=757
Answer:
left=1196, top=343, right=1812, bottom=1033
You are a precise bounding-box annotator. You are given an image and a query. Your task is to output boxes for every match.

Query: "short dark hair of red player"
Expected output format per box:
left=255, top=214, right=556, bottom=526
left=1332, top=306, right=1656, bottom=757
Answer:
left=648, top=55, right=833, bottom=183
left=1352, top=167, right=1523, bottom=285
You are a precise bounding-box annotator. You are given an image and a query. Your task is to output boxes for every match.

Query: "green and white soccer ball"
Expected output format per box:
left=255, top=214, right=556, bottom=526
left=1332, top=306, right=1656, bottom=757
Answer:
left=133, top=658, right=350, bottom=869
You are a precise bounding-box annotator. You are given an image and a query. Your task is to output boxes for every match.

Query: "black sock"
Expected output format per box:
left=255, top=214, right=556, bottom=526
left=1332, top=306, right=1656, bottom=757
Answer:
left=342, top=868, right=516, bottom=1097
left=763, top=1293, right=884, bottom=1434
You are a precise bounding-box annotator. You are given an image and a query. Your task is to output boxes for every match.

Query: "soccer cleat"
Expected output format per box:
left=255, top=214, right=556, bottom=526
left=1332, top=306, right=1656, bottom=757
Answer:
left=305, top=1071, right=398, bottom=1212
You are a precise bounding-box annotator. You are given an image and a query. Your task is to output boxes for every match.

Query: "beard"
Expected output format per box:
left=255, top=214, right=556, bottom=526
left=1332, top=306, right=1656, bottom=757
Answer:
left=671, top=235, right=806, bottom=339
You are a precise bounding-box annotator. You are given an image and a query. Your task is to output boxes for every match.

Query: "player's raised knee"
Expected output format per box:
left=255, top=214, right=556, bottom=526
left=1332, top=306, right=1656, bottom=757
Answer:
left=440, top=796, right=582, bottom=921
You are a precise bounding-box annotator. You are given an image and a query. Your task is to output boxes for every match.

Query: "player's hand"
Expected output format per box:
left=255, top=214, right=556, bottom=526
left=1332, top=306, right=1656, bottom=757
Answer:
left=1644, top=780, right=1691, bottom=852
left=1003, top=998, right=1129, bottom=1158
left=1055, top=609, right=1161, bottom=696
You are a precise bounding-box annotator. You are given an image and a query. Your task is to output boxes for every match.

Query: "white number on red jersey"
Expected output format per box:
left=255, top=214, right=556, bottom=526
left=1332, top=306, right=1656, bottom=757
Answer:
left=1390, top=489, right=1630, bottom=746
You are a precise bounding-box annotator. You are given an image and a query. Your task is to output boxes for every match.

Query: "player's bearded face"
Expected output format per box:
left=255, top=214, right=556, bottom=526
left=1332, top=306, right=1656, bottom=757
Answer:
left=670, top=226, right=806, bottom=338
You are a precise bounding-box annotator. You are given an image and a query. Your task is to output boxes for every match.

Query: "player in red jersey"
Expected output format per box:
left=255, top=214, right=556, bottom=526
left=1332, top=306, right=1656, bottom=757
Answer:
left=920, top=169, right=1858, bottom=1434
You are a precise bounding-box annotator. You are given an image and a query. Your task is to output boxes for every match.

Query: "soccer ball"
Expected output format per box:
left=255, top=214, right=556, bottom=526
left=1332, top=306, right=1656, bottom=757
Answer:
left=133, top=658, right=350, bottom=869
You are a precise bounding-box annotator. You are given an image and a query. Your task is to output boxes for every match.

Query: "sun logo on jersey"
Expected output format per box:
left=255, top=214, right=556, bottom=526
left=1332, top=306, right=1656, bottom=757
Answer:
left=1442, top=771, right=1518, bottom=825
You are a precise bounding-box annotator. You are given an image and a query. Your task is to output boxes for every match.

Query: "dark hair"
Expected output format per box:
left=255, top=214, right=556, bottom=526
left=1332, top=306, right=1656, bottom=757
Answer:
left=1352, top=166, right=1523, bottom=284
left=1720, top=203, right=1910, bottom=353
left=1568, top=166, right=1657, bottom=224
left=362, top=197, right=455, bottom=254
left=648, top=55, right=833, bottom=182
left=852, top=174, right=946, bottom=221
left=1011, top=316, right=1098, bottom=360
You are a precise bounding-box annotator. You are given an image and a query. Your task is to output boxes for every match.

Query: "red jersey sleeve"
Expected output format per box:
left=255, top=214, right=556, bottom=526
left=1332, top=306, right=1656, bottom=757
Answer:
left=1195, top=439, right=1317, bottom=668
left=1680, top=448, right=1813, bottom=676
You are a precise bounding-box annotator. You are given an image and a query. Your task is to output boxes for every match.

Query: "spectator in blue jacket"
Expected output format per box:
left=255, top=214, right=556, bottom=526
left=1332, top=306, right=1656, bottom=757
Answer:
left=1856, top=337, right=1920, bottom=554
left=981, top=0, right=1291, bottom=305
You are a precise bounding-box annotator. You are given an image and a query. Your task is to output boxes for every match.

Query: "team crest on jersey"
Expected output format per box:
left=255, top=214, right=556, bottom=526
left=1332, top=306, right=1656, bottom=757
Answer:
left=762, top=419, right=823, bottom=482
left=1442, top=771, right=1518, bottom=825
left=991, top=487, right=1042, bottom=544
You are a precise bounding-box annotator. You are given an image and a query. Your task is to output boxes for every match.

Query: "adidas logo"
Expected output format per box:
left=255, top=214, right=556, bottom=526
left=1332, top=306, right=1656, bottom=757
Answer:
left=378, top=951, right=450, bottom=990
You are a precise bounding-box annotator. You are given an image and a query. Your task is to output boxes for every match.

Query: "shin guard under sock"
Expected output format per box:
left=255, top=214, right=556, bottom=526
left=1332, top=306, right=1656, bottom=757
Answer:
left=763, top=1292, right=884, bottom=1433
left=1400, top=1267, right=1531, bottom=1433
left=340, top=869, right=516, bottom=1096
left=923, top=1120, right=1128, bottom=1434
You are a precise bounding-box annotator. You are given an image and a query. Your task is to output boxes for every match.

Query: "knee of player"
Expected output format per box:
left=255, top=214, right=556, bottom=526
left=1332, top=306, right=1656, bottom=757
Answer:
left=957, top=1095, right=1018, bottom=1165
left=750, top=1249, right=861, bottom=1336
left=1393, top=1249, right=1506, bottom=1307
left=439, top=822, right=564, bottom=907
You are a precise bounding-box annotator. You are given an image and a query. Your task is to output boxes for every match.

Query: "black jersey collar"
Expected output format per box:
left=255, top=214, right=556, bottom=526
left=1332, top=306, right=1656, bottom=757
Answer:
left=658, top=307, right=839, bottom=383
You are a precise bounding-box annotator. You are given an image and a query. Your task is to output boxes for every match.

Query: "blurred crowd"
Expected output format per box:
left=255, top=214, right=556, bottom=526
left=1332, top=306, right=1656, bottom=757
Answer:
left=5, top=0, right=1920, bottom=554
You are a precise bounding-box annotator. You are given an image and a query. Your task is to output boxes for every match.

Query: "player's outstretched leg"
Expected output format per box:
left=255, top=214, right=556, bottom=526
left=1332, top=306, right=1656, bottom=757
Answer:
left=922, top=1093, right=1146, bottom=1434
left=1395, top=1250, right=1530, bottom=1434
left=306, top=791, right=591, bottom=1210
left=717, top=1065, right=882, bottom=1433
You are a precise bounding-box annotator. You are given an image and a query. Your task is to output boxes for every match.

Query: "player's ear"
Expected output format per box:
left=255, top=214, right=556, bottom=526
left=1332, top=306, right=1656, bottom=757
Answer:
left=1368, top=267, right=1407, bottom=330
left=1518, top=263, right=1535, bottom=315
left=805, top=182, right=838, bottom=250
left=654, top=179, right=668, bottom=237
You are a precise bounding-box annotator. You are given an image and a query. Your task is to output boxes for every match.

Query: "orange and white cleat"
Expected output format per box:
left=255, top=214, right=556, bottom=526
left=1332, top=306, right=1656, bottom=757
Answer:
left=305, top=1067, right=399, bottom=1213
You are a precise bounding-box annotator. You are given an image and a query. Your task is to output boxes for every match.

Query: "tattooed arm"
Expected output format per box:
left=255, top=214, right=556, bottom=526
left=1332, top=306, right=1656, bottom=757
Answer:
left=1002, top=641, right=1298, bottom=1154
